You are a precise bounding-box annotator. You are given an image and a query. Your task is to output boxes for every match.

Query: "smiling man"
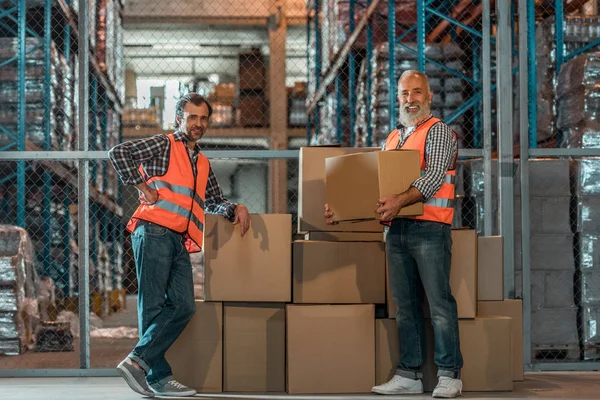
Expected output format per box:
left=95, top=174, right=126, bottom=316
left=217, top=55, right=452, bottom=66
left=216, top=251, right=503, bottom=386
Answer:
left=325, top=70, right=461, bottom=398
left=109, top=93, right=250, bottom=397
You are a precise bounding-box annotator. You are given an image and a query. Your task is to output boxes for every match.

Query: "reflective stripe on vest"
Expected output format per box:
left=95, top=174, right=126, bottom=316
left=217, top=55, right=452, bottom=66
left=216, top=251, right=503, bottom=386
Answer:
left=127, top=134, right=210, bottom=252
left=382, top=116, right=456, bottom=225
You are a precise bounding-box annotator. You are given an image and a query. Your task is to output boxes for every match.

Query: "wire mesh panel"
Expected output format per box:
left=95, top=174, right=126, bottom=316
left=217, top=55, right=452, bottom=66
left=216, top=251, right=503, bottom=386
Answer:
left=523, top=0, right=600, bottom=367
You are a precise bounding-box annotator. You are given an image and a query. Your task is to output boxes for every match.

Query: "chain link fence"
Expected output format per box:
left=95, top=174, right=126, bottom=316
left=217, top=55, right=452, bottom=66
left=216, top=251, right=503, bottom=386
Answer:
left=3, top=0, right=600, bottom=374
left=521, top=0, right=600, bottom=367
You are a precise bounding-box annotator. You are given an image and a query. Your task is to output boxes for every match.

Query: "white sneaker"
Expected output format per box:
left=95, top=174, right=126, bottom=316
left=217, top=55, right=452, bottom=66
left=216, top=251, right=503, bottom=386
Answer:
left=372, top=374, right=424, bottom=395
left=432, top=376, right=462, bottom=398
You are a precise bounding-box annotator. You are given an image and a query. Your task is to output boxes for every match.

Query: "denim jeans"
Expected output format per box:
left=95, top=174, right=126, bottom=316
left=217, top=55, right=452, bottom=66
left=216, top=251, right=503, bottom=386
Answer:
left=128, top=221, right=196, bottom=386
left=386, top=218, right=463, bottom=379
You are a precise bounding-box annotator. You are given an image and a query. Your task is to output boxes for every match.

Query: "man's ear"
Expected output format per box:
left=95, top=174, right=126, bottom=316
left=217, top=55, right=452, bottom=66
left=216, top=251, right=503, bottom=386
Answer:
left=429, top=90, right=434, bottom=103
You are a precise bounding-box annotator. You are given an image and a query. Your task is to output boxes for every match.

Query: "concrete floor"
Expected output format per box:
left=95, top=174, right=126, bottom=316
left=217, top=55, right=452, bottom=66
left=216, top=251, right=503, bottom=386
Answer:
left=1, top=373, right=600, bottom=400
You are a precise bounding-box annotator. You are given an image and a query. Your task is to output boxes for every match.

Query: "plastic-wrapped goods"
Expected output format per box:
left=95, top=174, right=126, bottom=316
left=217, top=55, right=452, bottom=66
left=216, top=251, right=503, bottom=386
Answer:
left=0, top=257, right=17, bottom=285
left=0, top=313, right=18, bottom=339
left=581, top=306, right=600, bottom=358
left=556, top=53, right=600, bottom=99
left=572, top=158, right=600, bottom=196
left=579, top=270, right=600, bottom=306
left=557, top=86, right=600, bottom=130
left=574, top=196, right=600, bottom=233
left=0, top=339, right=21, bottom=356
left=0, top=290, right=18, bottom=312
left=564, top=120, right=600, bottom=148
left=577, top=234, right=600, bottom=271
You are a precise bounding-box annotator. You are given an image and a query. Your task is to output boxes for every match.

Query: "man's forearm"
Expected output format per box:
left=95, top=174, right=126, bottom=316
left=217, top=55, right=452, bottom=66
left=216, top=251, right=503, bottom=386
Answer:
left=398, top=186, right=425, bottom=208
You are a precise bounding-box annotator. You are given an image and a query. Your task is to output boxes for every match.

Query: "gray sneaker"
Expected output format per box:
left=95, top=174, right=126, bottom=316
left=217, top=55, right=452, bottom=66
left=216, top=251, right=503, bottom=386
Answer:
left=150, top=379, right=196, bottom=397
left=116, top=358, right=154, bottom=397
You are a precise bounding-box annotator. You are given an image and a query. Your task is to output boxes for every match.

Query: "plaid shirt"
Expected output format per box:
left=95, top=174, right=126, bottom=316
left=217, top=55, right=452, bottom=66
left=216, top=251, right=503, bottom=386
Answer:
left=108, top=131, right=238, bottom=221
left=385, top=115, right=458, bottom=201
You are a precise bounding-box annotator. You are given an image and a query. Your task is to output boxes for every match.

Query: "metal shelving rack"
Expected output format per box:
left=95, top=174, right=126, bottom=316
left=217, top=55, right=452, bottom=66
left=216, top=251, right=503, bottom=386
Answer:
left=0, top=0, right=124, bottom=301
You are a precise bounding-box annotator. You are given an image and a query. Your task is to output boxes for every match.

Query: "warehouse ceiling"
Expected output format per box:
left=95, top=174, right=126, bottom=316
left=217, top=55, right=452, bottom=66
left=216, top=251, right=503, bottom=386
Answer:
left=123, top=24, right=307, bottom=81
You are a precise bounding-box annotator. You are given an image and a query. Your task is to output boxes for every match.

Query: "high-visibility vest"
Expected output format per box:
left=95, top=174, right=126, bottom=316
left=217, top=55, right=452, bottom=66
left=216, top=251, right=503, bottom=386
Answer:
left=383, top=117, right=456, bottom=225
left=127, top=134, right=209, bottom=253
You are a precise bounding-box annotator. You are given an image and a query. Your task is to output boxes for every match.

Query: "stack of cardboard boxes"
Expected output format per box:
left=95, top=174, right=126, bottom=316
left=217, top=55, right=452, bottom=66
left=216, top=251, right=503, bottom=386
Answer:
left=167, top=146, right=524, bottom=394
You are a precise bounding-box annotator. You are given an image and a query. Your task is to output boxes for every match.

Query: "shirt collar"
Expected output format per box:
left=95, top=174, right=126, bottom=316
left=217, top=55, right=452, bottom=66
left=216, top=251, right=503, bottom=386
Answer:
left=173, top=131, right=201, bottom=153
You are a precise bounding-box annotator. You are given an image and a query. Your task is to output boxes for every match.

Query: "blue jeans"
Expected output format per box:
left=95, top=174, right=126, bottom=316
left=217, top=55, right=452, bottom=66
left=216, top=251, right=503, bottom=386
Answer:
left=386, top=218, right=463, bottom=379
left=128, top=221, right=196, bottom=386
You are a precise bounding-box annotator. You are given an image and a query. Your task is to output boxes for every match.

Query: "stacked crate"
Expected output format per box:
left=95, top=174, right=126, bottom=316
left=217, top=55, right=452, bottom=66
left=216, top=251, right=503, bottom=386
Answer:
left=237, top=50, right=267, bottom=127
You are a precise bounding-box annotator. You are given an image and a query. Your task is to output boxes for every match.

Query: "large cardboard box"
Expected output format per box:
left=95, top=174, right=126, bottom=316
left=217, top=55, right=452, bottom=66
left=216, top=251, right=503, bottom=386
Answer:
left=203, top=214, right=291, bottom=302
left=287, top=304, right=375, bottom=394
left=478, top=236, right=504, bottom=301
left=477, top=299, right=524, bottom=381
left=293, top=241, right=386, bottom=304
left=166, top=301, right=223, bottom=392
left=378, top=317, right=513, bottom=392
left=387, top=229, right=478, bottom=319
left=223, top=303, right=286, bottom=392
left=325, top=150, right=423, bottom=221
left=298, top=146, right=383, bottom=233
left=303, top=231, right=384, bottom=242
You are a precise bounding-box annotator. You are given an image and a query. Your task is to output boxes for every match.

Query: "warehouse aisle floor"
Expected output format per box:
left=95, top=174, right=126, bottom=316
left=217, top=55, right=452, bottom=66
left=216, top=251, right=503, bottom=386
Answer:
left=1, top=372, right=600, bottom=400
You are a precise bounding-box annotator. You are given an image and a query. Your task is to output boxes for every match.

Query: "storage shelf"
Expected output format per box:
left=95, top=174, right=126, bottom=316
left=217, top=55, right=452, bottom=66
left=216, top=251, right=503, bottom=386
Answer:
left=123, top=127, right=306, bottom=138
left=56, top=0, right=123, bottom=113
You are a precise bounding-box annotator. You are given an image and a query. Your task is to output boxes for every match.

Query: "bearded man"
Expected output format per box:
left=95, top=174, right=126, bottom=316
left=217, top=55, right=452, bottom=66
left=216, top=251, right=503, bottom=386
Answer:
left=325, top=70, right=463, bottom=398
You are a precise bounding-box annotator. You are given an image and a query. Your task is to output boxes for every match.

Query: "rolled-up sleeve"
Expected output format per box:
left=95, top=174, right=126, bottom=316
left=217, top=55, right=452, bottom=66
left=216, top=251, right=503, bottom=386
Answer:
left=108, top=135, right=167, bottom=186
left=410, top=122, right=457, bottom=201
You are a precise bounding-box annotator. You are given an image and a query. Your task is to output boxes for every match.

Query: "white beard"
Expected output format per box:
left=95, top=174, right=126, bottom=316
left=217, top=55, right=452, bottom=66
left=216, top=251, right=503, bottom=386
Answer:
left=398, top=102, right=431, bottom=127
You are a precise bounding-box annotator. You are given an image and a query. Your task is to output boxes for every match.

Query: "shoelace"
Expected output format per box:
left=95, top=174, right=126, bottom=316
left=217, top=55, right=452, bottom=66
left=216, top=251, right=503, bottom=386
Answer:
left=167, top=380, right=187, bottom=390
left=436, top=377, right=456, bottom=389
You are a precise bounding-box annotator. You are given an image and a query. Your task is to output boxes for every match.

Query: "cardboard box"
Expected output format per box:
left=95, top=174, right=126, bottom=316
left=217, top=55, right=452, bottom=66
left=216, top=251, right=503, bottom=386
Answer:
left=286, top=304, right=375, bottom=394
left=387, top=229, right=478, bottom=319
left=223, top=303, right=286, bottom=392
left=203, top=214, right=291, bottom=302
left=303, top=231, right=384, bottom=242
left=166, top=301, right=223, bottom=392
left=478, top=236, right=504, bottom=301
left=238, top=95, right=267, bottom=127
left=325, top=150, right=423, bottom=221
left=375, top=319, right=399, bottom=385
left=298, top=146, right=383, bottom=233
left=378, top=317, right=513, bottom=392
left=293, top=241, right=386, bottom=304
left=477, top=299, right=524, bottom=381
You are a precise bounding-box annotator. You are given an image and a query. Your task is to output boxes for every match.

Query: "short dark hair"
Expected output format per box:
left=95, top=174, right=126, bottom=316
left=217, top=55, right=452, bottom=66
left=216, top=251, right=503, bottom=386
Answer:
left=174, top=93, right=213, bottom=128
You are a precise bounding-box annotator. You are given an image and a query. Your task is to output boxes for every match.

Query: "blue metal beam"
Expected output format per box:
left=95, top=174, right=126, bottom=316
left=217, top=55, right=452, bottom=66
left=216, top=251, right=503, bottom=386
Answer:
left=555, top=0, right=564, bottom=72
left=388, top=0, right=396, bottom=130
left=0, top=45, right=43, bottom=69
left=417, top=0, right=425, bottom=72
left=565, top=37, right=600, bottom=62
left=0, top=6, right=18, bottom=19
left=0, top=142, right=17, bottom=152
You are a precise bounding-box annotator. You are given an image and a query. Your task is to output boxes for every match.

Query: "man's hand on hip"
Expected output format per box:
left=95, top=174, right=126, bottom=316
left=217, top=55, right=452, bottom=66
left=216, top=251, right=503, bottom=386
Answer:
left=136, top=182, right=158, bottom=205
left=233, top=204, right=251, bottom=237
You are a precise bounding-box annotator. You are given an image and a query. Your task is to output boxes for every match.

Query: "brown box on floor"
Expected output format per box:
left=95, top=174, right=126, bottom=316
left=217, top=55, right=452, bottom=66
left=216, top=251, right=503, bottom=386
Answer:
left=376, top=317, right=513, bottom=392
left=293, top=240, right=386, bottom=304
left=325, top=150, right=423, bottom=221
left=223, top=303, right=286, bottom=392
left=298, top=146, right=383, bottom=233
left=203, top=214, right=291, bottom=302
left=166, top=301, right=223, bottom=392
left=478, top=236, right=504, bottom=301
left=287, top=304, right=375, bottom=394
left=387, top=229, right=478, bottom=319
left=477, top=299, right=524, bottom=381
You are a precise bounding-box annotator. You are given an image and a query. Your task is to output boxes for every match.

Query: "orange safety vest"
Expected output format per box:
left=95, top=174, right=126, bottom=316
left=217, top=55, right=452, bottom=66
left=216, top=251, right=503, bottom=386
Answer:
left=126, top=134, right=209, bottom=253
left=383, top=117, right=456, bottom=225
